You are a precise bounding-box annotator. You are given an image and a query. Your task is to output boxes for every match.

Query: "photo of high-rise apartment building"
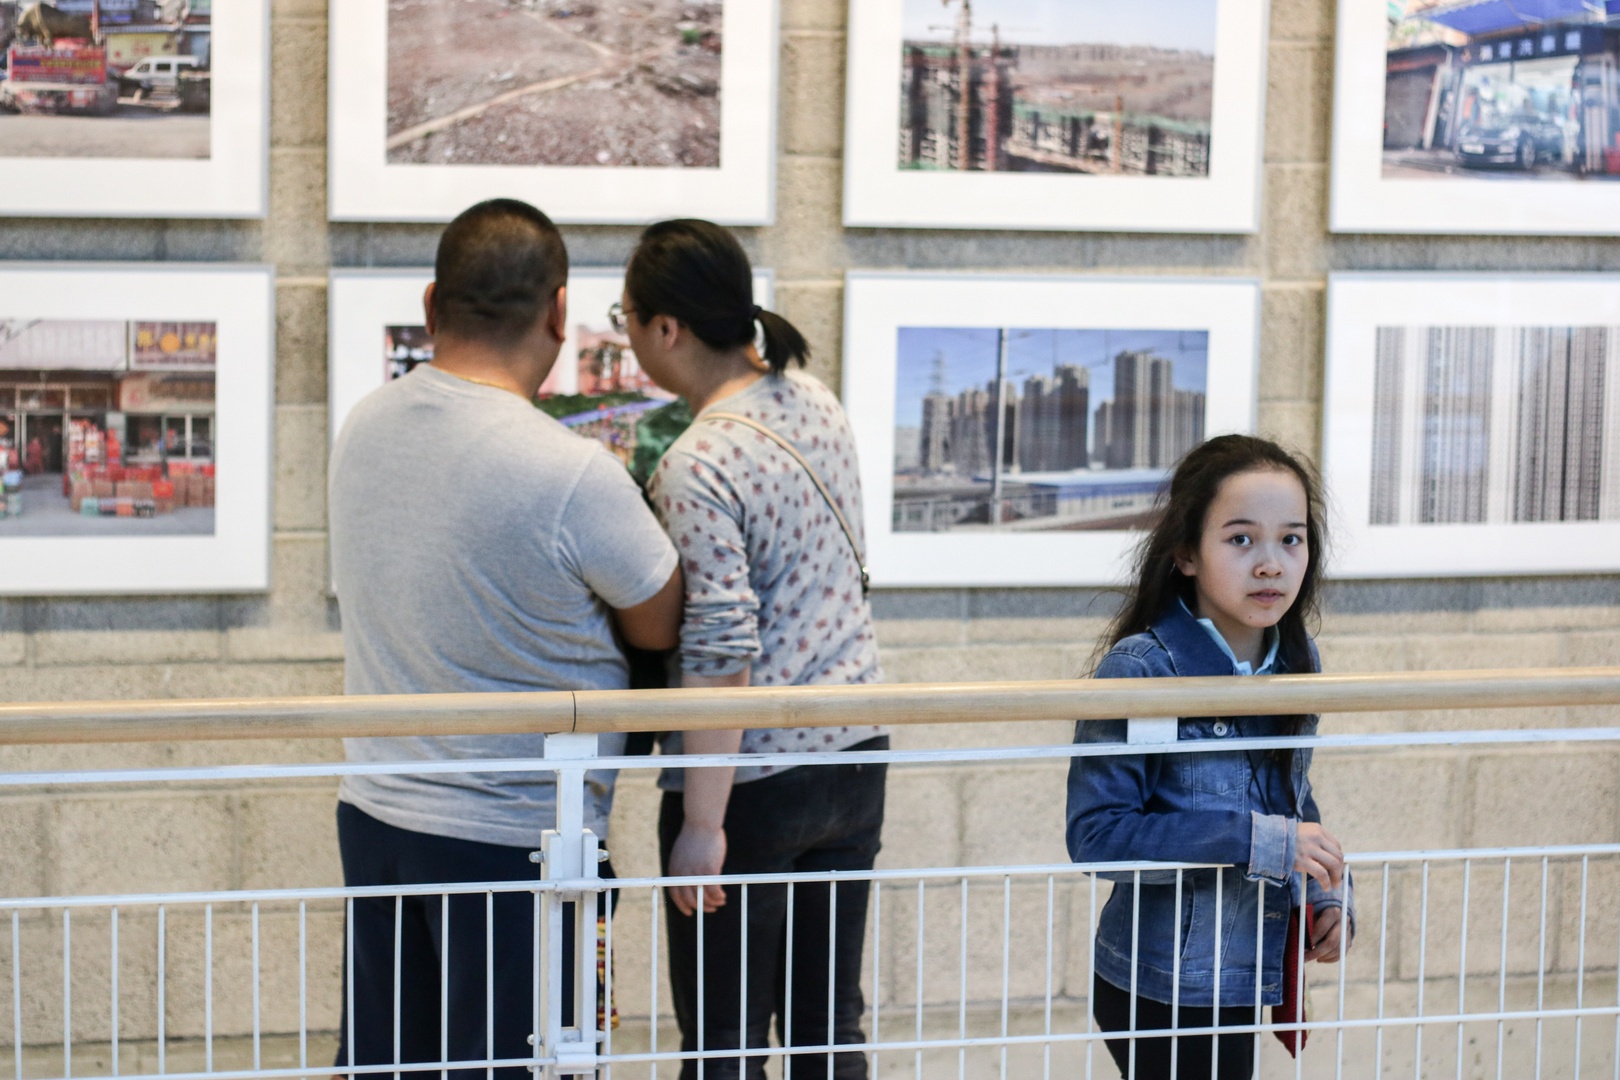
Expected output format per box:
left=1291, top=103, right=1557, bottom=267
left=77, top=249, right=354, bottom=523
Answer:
left=1369, top=324, right=1620, bottom=525
left=894, top=327, right=1207, bottom=532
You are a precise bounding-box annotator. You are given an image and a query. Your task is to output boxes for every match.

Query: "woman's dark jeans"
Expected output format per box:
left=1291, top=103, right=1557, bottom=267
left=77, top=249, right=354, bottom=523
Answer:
left=659, top=737, right=888, bottom=1080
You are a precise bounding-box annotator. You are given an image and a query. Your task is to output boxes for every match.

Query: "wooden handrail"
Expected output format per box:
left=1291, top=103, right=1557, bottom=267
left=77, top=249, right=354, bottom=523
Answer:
left=0, top=667, right=1611, bottom=745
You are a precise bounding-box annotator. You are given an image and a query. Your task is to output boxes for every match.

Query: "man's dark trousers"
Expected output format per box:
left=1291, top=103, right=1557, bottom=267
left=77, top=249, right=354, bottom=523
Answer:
left=335, top=802, right=611, bottom=1080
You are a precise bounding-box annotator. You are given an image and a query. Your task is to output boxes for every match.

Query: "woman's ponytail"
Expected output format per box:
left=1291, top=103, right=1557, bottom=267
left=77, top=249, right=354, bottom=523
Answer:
left=626, top=219, right=809, bottom=373
left=755, top=307, right=810, bottom=374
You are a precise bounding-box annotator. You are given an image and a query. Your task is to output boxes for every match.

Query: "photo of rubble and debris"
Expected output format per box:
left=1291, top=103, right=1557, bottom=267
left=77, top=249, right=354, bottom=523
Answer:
left=899, top=0, right=1214, bottom=176
left=386, top=0, right=721, bottom=168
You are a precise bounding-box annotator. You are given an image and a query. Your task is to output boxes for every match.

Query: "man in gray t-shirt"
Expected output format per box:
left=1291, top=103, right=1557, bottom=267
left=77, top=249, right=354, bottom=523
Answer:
left=327, top=200, right=680, bottom=1078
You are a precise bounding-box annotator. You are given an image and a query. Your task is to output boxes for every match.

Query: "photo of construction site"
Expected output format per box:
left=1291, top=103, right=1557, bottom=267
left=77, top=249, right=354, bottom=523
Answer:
left=898, top=0, right=1215, bottom=176
left=1383, top=0, right=1620, bottom=181
left=384, top=321, right=682, bottom=482
left=893, top=327, right=1208, bottom=533
left=0, top=318, right=216, bottom=537
left=0, top=0, right=210, bottom=159
left=386, top=0, right=721, bottom=168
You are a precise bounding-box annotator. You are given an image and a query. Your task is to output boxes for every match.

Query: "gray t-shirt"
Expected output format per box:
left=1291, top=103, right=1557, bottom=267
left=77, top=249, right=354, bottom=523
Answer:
left=329, top=364, right=679, bottom=848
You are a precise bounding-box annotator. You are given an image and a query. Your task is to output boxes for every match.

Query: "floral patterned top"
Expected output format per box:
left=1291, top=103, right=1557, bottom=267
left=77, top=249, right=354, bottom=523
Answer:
left=649, top=370, right=885, bottom=787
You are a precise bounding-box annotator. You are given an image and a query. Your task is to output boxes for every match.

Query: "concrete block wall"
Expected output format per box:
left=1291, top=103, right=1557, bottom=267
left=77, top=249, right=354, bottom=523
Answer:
left=0, top=0, right=1613, bottom=1062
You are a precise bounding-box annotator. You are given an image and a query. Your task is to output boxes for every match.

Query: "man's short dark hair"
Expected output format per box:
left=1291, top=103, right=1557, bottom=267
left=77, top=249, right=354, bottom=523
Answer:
left=432, top=199, right=569, bottom=346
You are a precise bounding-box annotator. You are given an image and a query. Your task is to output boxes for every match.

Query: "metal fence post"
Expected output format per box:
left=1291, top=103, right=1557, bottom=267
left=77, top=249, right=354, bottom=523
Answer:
left=539, top=732, right=602, bottom=1078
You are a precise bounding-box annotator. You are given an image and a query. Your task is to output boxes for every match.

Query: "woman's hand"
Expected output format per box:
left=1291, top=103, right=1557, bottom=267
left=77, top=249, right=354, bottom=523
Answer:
left=1294, top=822, right=1345, bottom=892
left=667, top=822, right=728, bottom=917
left=1305, top=904, right=1349, bottom=963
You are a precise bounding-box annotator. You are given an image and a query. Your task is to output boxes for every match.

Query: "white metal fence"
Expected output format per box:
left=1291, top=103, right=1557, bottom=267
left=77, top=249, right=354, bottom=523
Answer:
left=0, top=678, right=1617, bottom=1079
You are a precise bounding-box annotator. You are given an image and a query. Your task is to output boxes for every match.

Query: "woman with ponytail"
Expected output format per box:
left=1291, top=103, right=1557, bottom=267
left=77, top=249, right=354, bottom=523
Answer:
left=619, top=219, right=885, bottom=1080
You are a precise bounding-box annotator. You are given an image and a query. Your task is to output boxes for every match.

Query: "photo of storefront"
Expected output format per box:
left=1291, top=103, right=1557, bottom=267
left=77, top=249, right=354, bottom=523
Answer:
left=0, top=319, right=215, bottom=536
left=1383, top=0, right=1620, bottom=179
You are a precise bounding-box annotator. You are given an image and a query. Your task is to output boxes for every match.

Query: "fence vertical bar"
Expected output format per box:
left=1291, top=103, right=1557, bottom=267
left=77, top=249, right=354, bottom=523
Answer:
left=158, top=906, right=166, bottom=1077
left=695, top=892, right=705, bottom=1080
left=1087, top=871, right=1097, bottom=1080
left=204, top=904, right=213, bottom=1074
left=1496, top=859, right=1511, bottom=1080
left=347, top=897, right=356, bottom=1080
left=1376, top=864, right=1390, bottom=1080
left=531, top=889, right=540, bottom=1079
left=1210, top=868, right=1221, bottom=1080
left=110, top=907, right=118, bottom=1077
left=252, top=902, right=261, bottom=1073
left=913, top=880, right=922, bottom=1080
left=1416, top=860, right=1430, bottom=1080
left=393, top=895, right=403, bottom=1077
left=1296, top=872, right=1306, bottom=1080
left=61, top=908, right=69, bottom=1080
left=873, top=881, right=882, bottom=1080
left=957, top=877, right=967, bottom=1080
left=650, top=887, right=660, bottom=1080
left=485, top=891, right=494, bottom=1080
left=1044, top=874, right=1054, bottom=1080
left=1129, top=870, right=1141, bottom=1080
left=1337, top=868, right=1347, bottom=1080
left=785, top=882, right=795, bottom=1075
left=999, top=875, right=1010, bottom=1080
left=1535, top=856, right=1549, bottom=1079
left=739, top=883, right=748, bottom=1079
left=829, top=878, right=839, bottom=1080
left=440, top=894, right=449, bottom=1080
left=1254, top=880, right=1264, bottom=1073
left=299, top=901, right=308, bottom=1077
left=1171, top=869, right=1182, bottom=1079
left=1457, top=859, right=1472, bottom=1080
left=1576, top=855, right=1590, bottom=1080
left=603, top=876, right=614, bottom=1080
left=9, top=913, right=17, bottom=1080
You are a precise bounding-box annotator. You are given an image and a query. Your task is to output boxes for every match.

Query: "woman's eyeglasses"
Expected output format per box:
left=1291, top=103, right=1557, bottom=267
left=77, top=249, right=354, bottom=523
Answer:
left=607, top=302, right=634, bottom=333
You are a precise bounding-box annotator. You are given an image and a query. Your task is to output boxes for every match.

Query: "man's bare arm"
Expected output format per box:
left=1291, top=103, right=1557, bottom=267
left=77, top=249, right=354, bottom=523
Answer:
left=611, top=566, right=683, bottom=651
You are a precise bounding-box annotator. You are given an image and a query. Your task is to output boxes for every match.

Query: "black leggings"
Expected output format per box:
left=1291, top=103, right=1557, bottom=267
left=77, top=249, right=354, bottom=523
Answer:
left=1092, top=974, right=1258, bottom=1080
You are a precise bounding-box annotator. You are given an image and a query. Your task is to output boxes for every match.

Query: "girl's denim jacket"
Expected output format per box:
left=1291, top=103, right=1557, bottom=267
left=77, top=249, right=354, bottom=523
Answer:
left=1065, top=601, right=1353, bottom=1007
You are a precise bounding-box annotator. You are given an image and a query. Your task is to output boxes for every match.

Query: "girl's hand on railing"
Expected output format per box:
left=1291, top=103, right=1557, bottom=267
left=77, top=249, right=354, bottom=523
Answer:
left=1304, top=904, right=1348, bottom=963
left=667, top=823, right=728, bottom=916
left=1294, top=822, right=1345, bottom=891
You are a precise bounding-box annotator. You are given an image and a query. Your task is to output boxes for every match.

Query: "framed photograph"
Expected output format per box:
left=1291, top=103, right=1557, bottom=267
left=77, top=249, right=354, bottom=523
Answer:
left=1325, top=273, right=1620, bottom=577
left=842, top=0, right=1269, bottom=232
left=0, top=0, right=268, bottom=218
left=843, top=272, right=1260, bottom=587
left=0, top=264, right=273, bottom=594
left=327, top=0, right=777, bottom=224
left=330, top=267, right=773, bottom=480
left=1330, top=0, right=1620, bottom=234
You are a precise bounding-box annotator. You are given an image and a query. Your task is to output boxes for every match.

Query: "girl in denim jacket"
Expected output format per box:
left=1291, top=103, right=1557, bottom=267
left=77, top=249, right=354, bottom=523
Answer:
left=1066, top=435, right=1353, bottom=1079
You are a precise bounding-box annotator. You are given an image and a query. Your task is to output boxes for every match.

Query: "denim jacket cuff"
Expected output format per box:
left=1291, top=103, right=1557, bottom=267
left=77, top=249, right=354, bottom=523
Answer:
left=1247, top=811, right=1296, bottom=884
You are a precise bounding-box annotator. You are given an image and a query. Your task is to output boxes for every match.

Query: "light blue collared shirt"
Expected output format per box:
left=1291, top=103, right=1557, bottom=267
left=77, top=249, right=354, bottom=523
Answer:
left=1181, top=599, right=1279, bottom=675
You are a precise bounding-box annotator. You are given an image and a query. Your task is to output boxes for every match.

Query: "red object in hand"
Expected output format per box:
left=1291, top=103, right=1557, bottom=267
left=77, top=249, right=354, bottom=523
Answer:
left=1274, top=903, right=1314, bottom=1057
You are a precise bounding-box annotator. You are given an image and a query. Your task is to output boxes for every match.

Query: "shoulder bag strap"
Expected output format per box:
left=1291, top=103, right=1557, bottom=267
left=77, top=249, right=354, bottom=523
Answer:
left=701, top=410, right=870, bottom=597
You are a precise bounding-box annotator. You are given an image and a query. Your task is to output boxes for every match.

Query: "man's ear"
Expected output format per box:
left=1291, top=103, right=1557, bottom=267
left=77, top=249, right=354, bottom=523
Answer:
left=544, top=285, right=568, bottom=343
left=422, top=283, right=438, bottom=336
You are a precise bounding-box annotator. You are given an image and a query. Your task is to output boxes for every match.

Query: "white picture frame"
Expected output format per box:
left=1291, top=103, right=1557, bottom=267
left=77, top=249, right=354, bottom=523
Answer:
left=0, top=263, right=273, bottom=595
left=842, top=0, right=1269, bottom=233
left=1325, top=273, right=1620, bottom=577
left=843, top=272, right=1260, bottom=587
left=1329, top=2, right=1620, bottom=234
left=327, top=0, right=778, bottom=224
left=0, top=0, right=268, bottom=219
left=329, top=266, right=774, bottom=443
